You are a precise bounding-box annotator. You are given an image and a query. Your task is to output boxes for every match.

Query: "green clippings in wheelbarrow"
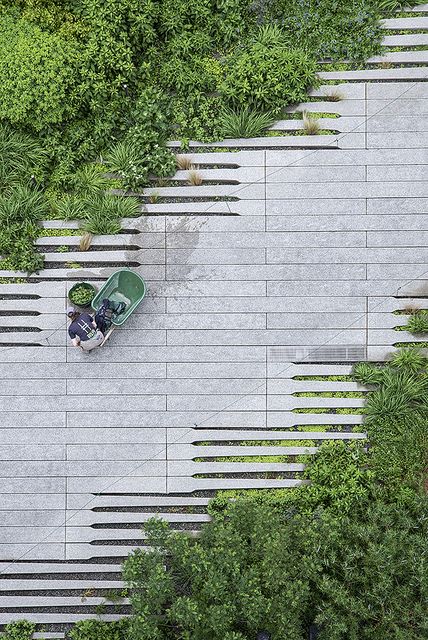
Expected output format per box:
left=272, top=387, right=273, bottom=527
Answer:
left=91, top=269, right=146, bottom=325
left=68, top=282, right=97, bottom=308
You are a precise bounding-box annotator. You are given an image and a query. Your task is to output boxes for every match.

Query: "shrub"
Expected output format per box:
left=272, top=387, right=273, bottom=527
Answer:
left=0, top=11, right=83, bottom=130
left=220, top=107, right=274, bottom=138
left=390, top=347, right=427, bottom=372
left=406, top=311, right=428, bottom=335
left=0, top=620, right=36, bottom=640
left=0, top=124, right=46, bottom=192
left=68, top=618, right=129, bottom=640
left=221, top=27, right=318, bottom=112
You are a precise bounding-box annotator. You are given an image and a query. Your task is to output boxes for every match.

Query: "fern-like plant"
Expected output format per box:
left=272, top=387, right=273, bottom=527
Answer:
left=220, top=107, right=274, bottom=138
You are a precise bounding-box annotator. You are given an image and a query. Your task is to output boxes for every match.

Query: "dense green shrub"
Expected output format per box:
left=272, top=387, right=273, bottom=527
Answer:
left=0, top=620, right=36, bottom=640
left=68, top=618, right=130, bottom=640
left=221, top=28, right=318, bottom=112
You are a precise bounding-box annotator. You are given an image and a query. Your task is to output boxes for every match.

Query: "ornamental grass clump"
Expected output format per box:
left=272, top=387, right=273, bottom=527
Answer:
left=406, top=311, right=428, bottom=335
left=220, top=106, right=274, bottom=138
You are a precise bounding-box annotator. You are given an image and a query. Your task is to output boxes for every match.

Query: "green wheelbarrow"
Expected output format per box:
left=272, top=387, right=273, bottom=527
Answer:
left=91, top=269, right=146, bottom=345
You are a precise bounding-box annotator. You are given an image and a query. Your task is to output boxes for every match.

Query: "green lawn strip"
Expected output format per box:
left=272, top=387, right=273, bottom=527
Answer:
left=293, top=391, right=366, bottom=398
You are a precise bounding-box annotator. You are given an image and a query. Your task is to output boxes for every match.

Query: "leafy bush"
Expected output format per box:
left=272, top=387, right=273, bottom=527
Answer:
left=221, top=29, right=318, bottom=112
left=68, top=618, right=129, bottom=640
left=220, top=107, right=274, bottom=138
left=0, top=620, right=36, bottom=640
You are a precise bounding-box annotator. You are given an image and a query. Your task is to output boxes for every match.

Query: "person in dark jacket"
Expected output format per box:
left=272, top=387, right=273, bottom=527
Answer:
left=67, top=310, right=104, bottom=351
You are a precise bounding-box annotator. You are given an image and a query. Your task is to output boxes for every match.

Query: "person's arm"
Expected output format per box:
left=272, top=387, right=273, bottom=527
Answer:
left=71, top=336, right=80, bottom=347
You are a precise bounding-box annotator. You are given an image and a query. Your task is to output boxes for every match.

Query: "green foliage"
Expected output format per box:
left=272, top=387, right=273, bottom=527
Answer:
left=221, top=28, right=318, bottom=112
left=68, top=618, right=129, bottom=640
left=268, top=0, right=383, bottom=61
left=390, top=347, right=427, bottom=372
left=352, top=361, right=384, bottom=385
left=378, top=0, right=426, bottom=11
left=220, top=107, right=274, bottom=138
left=0, top=620, right=36, bottom=640
left=0, top=10, right=83, bottom=130
left=0, top=124, right=46, bottom=191
left=405, top=310, right=428, bottom=335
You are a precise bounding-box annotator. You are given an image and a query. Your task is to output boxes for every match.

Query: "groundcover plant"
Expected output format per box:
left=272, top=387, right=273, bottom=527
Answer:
left=0, top=0, right=384, bottom=274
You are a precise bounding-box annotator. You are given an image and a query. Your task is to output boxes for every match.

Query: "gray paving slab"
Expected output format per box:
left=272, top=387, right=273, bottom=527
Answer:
left=380, top=16, right=428, bottom=29
left=382, top=33, right=428, bottom=45
left=267, top=214, right=428, bottom=232
left=166, top=329, right=366, bottom=346
left=166, top=263, right=366, bottom=280
left=366, top=82, right=428, bottom=100
left=319, top=67, right=428, bottom=81
left=266, top=198, right=366, bottom=214
left=166, top=296, right=367, bottom=313
left=367, top=132, right=428, bottom=149
left=267, top=181, right=428, bottom=199
left=266, top=148, right=427, bottom=166
left=166, top=230, right=367, bottom=248
left=367, top=99, right=428, bottom=116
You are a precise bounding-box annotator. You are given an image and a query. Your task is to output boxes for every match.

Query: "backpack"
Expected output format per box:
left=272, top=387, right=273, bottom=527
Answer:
left=95, top=298, right=126, bottom=334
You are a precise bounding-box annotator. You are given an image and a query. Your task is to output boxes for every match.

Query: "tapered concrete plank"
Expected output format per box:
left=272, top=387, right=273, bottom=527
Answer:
left=153, top=280, right=266, bottom=296
left=0, top=298, right=64, bottom=313
left=0, top=412, right=66, bottom=427
left=319, top=67, right=428, bottom=81
left=366, top=82, right=428, bottom=99
left=169, top=135, right=338, bottom=149
left=269, top=379, right=363, bottom=393
left=167, top=248, right=266, bottom=264
left=68, top=345, right=266, bottom=363
left=167, top=230, right=363, bottom=249
left=285, top=100, right=364, bottom=116
left=167, top=328, right=366, bottom=346
left=0, top=527, right=64, bottom=544
left=169, top=461, right=305, bottom=475
left=0, top=461, right=65, bottom=476
left=67, top=495, right=210, bottom=509
left=267, top=181, right=428, bottom=199
left=0, top=477, right=65, bottom=492
left=167, top=263, right=366, bottom=281
left=0, top=544, right=65, bottom=561
left=267, top=412, right=364, bottom=428
left=67, top=477, right=166, bottom=493
left=167, top=362, right=267, bottom=379
left=367, top=165, right=428, bottom=182
left=266, top=148, right=427, bottom=167
left=166, top=215, right=265, bottom=232
left=382, top=33, right=428, bottom=46
left=266, top=165, right=365, bottom=183
left=267, top=395, right=365, bottom=411
left=67, top=511, right=210, bottom=526
left=267, top=312, right=365, bottom=329
left=167, top=394, right=265, bottom=412
left=167, top=477, right=303, bottom=492
left=0, top=314, right=65, bottom=330
left=172, top=150, right=264, bottom=166
left=0, top=495, right=65, bottom=510
left=267, top=214, right=428, bottom=232
left=367, top=197, right=428, bottom=215
left=380, top=16, right=428, bottom=29
left=267, top=280, right=405, bottom=297
left=367, top=263, right=428, bottom=280
left=68, top=378, right=265, bottom=396
left=367, top=132, right=428, bottom=149
left=67, top=444, right=165, bottom=460
left=0, top=511, right=66, bottom=527
left=266, top=198, right=365, bottom=215
left=0, top=362, right=166, bottom=379
left=367, top=99, right=428, bottom=117
left=0, top=395, right=166, bottom=412
left=0, top=614, right=122, bottom=623
left=368, top=50, right=428, bottom=65
left=64, top=460, right=166, bottom=477
left=368, top=313, right=405, bottom=330
left=368, top=230, right=428, bottom=247
left=67, top=410, right=266, bottom=428
left=267, top=247, right=428, bottom=264
left=167, top=296, right=366, bottom=313
left=269, top=363, right=354, bottom=377
left=126, top=311, right=267, bottom=329
left=309, top=83, right=366, bottom=100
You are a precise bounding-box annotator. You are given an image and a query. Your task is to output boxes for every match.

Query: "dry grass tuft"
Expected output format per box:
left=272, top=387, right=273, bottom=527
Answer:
left=324, top=89, right=345, bottom=102
left=79, top=232, right=93, bottom=251
left=149, top=191, right=161, bottom=204
left=176, top=155, right=193, bottom=170
left=302, top=111, right=321, bottom=135
left=188, top=170, right=203, bottom=186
